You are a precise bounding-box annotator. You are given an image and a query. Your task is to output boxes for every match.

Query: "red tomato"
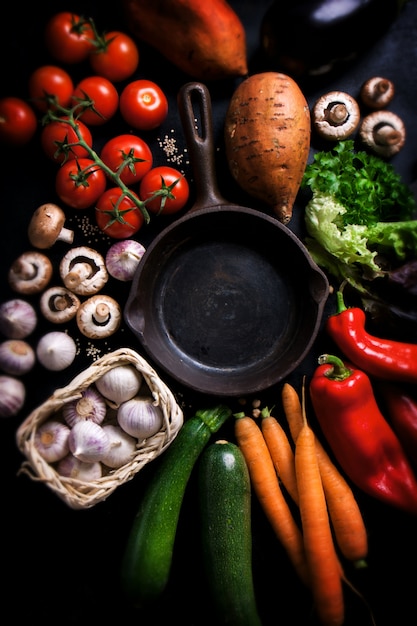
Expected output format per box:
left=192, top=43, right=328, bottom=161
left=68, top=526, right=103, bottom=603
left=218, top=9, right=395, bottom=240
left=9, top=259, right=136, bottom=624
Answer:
left=72, top=76, right=119, bottom=126
left=89, top=31, right=139, bottom=82
left=95, top=187, right=144, bottom=238
left=55, top=158, right=107, bottom=209
left=28, top=65, right=74, bottom=112
left=119, top=80, right=168, bottom=131
left=139, top=166, right=190, bottom=215
left=0, top=97, right=37, bottom=145
left=41, top=117, right=93, bottom=163
left=44, top=12, right=95, bottom=64
left=100, top=134, right=153, bottom=185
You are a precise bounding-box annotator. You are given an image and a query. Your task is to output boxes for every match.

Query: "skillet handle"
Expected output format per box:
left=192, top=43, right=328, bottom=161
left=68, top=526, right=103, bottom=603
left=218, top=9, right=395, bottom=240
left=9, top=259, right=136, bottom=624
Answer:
left=177, top=82, right=230, bottom=211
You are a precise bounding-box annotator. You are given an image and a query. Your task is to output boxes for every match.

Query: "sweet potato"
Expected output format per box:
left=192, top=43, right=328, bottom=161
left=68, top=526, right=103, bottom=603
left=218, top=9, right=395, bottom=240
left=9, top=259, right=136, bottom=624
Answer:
left=224, top=72, right=311, bottom=224
left=122, top=0, right=248, bottom=81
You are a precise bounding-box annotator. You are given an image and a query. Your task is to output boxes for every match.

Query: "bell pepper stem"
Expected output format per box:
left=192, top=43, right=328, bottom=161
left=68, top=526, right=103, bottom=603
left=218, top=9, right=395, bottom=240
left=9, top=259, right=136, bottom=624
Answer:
left=318, top=354, right=353, bottom=381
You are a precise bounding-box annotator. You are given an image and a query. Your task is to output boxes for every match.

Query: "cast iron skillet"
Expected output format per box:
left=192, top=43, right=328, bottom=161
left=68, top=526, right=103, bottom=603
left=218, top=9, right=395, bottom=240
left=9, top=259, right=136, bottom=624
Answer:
left=125, top=82, right=329, bottom=396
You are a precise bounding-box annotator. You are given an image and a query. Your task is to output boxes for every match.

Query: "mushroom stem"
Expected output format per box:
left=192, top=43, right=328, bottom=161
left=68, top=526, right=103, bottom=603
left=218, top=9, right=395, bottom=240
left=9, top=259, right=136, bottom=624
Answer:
left=11, top=258, right=36, bottom=280
left=325, top=103, right=349, bottom=126
left=93, top=303, right=111, bottom=324
left=373, top=124, right=402, bottom=146
left=64, top=263, right=93, bottom=291
left=360, top=76, right=395, bottom=109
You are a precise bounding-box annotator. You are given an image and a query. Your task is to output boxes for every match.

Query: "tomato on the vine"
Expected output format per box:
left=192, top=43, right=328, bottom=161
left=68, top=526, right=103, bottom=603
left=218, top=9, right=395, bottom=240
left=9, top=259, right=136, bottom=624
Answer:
left=100, top=134, right=153, bottom=186
left=55, top=158, right=107, bottom=209
left=119, top=80, right=168, bottom=131
left=89, top=31, right=139, bottom=82
left=139, top=166, right=190, bottom=215
left=0, top=97, right=37, bottom=145
left=72, top=76, right=119, bottom=126
left=41, top=117, right=93, bottom=163
left=44, top=12, right=95, bottom=64
left=28, top=65, right=74, bottom=112
left=95, top=187, right=144, bottom=238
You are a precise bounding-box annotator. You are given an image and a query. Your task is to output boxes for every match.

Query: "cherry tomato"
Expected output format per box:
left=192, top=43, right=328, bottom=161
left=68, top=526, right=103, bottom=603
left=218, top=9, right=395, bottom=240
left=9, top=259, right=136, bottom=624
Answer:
left=139, top=166, right=190, bottom=215
left=41, top=117, right=93, bottom=163
left=100, top=134, right=153, bottom=186
left=95, top=187, right=144, bottom=238
left=55, top=158, right=107, bottom=209
left=0, top=97, right=37, bottom=145
left=28, top=65, right=74, bottom=112
left=89, top=31, right=139, bottom=82
left=44, top=12, right=95, bottom=64
left=119, top=80, right=168, bottom=131
left=72, top=76, right=119, bottom=126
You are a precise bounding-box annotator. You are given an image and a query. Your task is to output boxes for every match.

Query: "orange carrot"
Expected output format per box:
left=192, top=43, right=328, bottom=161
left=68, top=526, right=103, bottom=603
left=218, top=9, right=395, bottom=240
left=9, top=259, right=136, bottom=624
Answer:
left=295, top=416, right=345, bottom=626
left=260, top=407, right=299, bottom=505
left=282, top=382, right=368, bottom=564
left=234, top=413, right=310, bottom=586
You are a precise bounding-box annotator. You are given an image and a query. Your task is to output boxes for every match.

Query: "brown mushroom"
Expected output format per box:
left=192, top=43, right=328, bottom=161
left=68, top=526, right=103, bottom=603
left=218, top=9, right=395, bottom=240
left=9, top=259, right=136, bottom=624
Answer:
left=76, top=295, right=122, bottom=339
left=39, top=286, right=81, bottom=324
left=59, top=246, right=108, bottom=296
left=312, top=91, right=361, bottom=140
left=359, top=110, right=406, bottom=158
left=360, top=77, right=395, bottom=110
left=8, top=251, right=53, bottom=294
left=28, top=203, right=74, bottom=249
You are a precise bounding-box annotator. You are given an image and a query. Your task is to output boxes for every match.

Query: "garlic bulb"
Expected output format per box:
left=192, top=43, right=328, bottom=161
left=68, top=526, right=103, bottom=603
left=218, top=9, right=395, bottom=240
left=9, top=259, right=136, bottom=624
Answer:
left=57, top=453, right=102, bottom=481
left=95, top=365, right=143, bottom=406
left=101, top=424, right=137, bottom=468
left=0, top=375, right=26, bottom=417
left=105, top=240, right=146, bottom=282
left=34, top=419, right=70, bottom=463
left=117, top=395, right=164, bottom=439
left=62, top=386, right=107, bottom=427
left=0, top=339, right=36, bottom=375
left=36, top=331, right=77, bottom=371
left=0, top=298, right=37, bottom=339
left=68, top=420, right=110, bottom=463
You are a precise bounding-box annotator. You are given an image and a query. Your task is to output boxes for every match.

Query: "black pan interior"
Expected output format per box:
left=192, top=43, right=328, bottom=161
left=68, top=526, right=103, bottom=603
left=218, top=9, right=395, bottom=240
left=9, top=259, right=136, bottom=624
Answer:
left=125, top=205, right=328, bottom=396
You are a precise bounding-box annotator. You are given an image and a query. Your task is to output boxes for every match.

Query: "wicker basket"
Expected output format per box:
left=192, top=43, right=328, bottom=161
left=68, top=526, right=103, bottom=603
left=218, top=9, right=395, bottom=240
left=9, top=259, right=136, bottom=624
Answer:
left=16, top=347, right=184, bottom=509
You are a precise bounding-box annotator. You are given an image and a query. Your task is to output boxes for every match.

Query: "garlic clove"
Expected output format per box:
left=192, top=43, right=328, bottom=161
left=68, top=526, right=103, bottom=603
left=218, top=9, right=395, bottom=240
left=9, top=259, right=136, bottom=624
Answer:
left=117, top=395, right=164, bottom=439
left=56, top=453, right=102, bottom=481
left=0, top=375, right=26, bottom=417
left=36, top=331, right=77, bottom=371
left=0, top=298, right=37, bottom=339
left=62, top=386, right=107, bottom=427
left=95, top=365, right=143, bottom=406
left=0, top=339, right=36, bottom=375
left=101, top=424, right=138, bottom=468
left=68, top=420, right=110, bottom=463
left=34, top=419, right=70, bottom=463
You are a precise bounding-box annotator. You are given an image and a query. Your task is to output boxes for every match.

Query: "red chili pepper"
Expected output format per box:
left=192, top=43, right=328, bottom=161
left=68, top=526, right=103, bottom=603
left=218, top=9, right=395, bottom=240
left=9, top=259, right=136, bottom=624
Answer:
left=378, top=382, right=417, bottom=465
left=309, top=353, right=417, bottom=516
left=325, top=289, right=417, bottom=384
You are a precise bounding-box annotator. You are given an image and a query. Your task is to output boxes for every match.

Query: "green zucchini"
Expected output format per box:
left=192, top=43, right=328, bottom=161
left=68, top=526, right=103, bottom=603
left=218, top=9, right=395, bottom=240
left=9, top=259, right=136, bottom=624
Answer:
left=198, top=440, right=263, bottom=626
left=120, top=405, right=232, bottom=606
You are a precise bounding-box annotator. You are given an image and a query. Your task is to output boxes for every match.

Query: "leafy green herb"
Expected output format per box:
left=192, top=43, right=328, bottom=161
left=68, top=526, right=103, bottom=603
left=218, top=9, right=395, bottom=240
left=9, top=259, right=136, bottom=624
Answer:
left=301, top=140, right=416, bottom=225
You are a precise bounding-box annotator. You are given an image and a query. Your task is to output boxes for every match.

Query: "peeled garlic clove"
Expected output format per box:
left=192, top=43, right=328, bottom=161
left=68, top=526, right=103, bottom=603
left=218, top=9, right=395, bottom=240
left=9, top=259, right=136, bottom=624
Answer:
left=117, top=395, right=164, bottom=439
left=36, top=331, right=77, bottom=371
left=57, top=453, right=102, bottom=481
left=34, top=419, right=70, bottom=463
left=62, top=386, right=107, bottom=427
left=68, top=420, right=110, bottom=463
left=101, top=424, right=137, bottom=468
left=95, top=365, right=143, bottom=406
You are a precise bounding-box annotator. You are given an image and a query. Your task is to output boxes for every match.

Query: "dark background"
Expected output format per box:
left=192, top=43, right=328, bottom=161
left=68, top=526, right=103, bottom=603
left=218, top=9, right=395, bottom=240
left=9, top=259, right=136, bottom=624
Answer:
left=1, top=1, right=417, bottom=624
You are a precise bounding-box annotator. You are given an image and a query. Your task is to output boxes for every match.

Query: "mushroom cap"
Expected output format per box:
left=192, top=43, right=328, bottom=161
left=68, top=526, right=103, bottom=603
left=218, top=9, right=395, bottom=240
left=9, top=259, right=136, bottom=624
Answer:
left=359, top=110, right=406, bottom=157
left=28, top=203, right=74, bottom=249
left=312, top=91, right=361, bottom=140
left=59, top=246, right=108, bottom=296
left=360, top=76, right=395, bottom=110
left=39, top=286, right=81, bottom=323
left=8, top=251, right=53, bottom=295
left=76, top=295, right=122, bottom=339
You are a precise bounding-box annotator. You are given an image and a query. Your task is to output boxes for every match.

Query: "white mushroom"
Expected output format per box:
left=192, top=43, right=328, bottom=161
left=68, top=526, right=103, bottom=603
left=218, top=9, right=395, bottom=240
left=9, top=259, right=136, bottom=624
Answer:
left=39, top=286, right=81, bottom=323
left=28, top=203, right=74, bottom=249
left=359, top=110, right=406, bottom=158
left=59, top=246, right=108, bottom=296
left=76, top=295, right=122, bottom=339
left=360, top=77, right=395, bottom=110
left=8, top=251, right=53, bottom=295
left=312, top=91, right=361, bottom=140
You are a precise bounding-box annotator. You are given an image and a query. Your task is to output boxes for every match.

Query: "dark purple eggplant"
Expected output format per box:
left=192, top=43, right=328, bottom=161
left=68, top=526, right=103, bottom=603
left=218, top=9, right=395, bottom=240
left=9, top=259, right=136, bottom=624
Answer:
left=260, top=0, right=405, bottom=83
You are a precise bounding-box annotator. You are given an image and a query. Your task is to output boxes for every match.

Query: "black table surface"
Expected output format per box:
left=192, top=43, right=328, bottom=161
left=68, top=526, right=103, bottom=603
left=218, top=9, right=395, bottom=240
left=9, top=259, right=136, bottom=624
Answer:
left=1, top=1, right=417, bottom=624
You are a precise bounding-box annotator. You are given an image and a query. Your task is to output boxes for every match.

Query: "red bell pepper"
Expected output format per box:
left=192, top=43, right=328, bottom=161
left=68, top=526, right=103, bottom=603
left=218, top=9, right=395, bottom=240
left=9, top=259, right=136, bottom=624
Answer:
left=378, top=382, right=417, bottom=465
left=325, top=290, right=417, bottom=384
left=309, top=353, right=417, bottom=516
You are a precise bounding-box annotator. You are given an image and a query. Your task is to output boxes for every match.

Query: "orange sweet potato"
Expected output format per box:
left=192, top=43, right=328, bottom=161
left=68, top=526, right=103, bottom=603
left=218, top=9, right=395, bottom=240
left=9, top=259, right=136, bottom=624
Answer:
left=224, top=72, right=311, bottom=224
left=122, top=0, right=248, bottom=81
